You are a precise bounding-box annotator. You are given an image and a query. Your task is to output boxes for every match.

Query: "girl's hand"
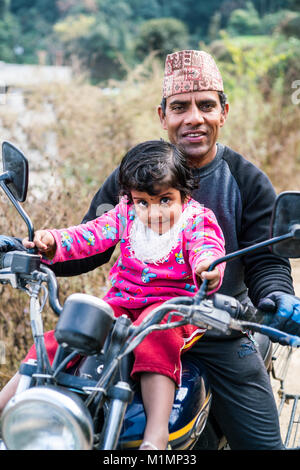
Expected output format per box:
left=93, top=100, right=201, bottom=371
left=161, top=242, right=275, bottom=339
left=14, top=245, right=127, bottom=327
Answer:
left=194, top=258, right=220, bottom=291
left=23, top=230, right=56, bottom=256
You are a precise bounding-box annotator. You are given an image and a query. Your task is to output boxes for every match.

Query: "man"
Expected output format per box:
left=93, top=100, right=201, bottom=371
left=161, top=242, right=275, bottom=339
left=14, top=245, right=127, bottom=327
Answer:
left=1, top=50, right=300, bottom=448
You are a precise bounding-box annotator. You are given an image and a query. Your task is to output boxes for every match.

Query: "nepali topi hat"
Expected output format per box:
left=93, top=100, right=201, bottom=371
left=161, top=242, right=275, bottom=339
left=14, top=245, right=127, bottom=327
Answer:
left=163, top=50, right=224, bottom=99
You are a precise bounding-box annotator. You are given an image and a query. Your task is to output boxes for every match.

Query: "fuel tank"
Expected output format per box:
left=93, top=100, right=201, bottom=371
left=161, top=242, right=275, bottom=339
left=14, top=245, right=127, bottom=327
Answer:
left=118, top=356, right=211, bottom=450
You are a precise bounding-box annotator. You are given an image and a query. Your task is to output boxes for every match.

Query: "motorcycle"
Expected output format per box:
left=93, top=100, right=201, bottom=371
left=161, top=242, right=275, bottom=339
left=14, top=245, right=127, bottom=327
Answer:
left=0, top=141, right=300, bottom=451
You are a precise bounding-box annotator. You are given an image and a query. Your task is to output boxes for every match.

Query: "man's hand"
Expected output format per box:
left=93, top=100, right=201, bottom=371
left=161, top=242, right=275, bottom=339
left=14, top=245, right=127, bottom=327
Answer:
left=258, top=292, right=300, bottom=337
left=195, top=259, right=221, bottom=291
left=23, top=230, right=56, bottom=256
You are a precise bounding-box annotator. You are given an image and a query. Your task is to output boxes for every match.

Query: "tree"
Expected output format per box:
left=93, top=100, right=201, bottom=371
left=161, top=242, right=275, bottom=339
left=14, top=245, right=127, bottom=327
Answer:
left=0, top=1, right=21, bottom=62
left=0, top=0, right=7, bottom=16
left=10, top=0, right=59, bottom=23
left=280, top=12, right=300, bottom=36
left=134, top=17, right=189, bottom=61
left=227, top=1, right=262, bottom=35
left=174, top=0, right=228, bottom=38
left=289, top=0, right=300, bottom=10
left=54, top=1, right=134, bottom=81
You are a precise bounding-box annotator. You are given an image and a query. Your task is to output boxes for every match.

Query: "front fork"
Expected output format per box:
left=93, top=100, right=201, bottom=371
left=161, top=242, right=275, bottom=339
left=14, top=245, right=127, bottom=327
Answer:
left=15, top=279, right=50, bottom=397
left=99, top=381, right=134, bottom=450
left=15, top=371, right=33, bottom=394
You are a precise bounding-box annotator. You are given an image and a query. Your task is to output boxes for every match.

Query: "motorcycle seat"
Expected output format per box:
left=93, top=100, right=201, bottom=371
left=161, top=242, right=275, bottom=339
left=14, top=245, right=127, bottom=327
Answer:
left=253, top=332, right=272, bottom=369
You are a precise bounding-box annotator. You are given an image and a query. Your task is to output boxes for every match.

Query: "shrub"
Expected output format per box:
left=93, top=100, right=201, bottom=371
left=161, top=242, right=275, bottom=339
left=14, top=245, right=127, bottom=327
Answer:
left=134, top=17, right=189, bottom=61
left=227, top=2, right=262, bottom=36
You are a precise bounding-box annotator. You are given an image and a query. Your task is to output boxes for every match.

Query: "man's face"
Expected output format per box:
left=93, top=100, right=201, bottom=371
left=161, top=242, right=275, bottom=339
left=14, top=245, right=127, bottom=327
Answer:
left=158, top=91, right=228, bottom=167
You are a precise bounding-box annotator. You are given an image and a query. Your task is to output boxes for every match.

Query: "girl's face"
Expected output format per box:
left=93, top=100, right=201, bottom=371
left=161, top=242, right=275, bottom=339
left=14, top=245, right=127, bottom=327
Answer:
left=131, top=187, right=183, bottom=235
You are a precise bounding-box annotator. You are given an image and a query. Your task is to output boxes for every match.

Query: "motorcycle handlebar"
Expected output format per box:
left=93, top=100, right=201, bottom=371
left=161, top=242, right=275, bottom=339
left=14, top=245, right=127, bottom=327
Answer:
left=1, top=250, right=300, bottom=347
left=212, top=294, right=300, bottom=347
left=0, top=250, right=63, bottom=316
left=39, top=264, right=63, bottom=316
left=0, top=252, right=5, bottom=269
left=248, top=322, right=300, bottom=347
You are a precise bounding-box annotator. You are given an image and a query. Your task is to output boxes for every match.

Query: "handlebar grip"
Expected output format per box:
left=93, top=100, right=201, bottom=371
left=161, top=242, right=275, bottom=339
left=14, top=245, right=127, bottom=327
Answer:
left=0, top=252, right=5, bottom=269
left=212, top=294, right=265, bottom=323
left=0, top=251, right=14, bottom=269
left=237, top=303, right=265, bottom=324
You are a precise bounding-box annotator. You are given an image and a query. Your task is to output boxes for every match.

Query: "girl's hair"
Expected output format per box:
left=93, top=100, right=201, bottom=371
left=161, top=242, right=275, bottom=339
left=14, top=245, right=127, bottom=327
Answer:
left=119, top=140, right=198, bottom=203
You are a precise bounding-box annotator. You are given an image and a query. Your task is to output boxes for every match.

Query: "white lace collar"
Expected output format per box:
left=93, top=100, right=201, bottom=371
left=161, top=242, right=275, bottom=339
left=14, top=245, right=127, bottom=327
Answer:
left=128, top=203, right=199, bottom=264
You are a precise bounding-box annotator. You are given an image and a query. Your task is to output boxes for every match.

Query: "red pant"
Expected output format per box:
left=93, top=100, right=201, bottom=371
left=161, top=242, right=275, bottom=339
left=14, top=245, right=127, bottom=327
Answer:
left=24, top=301, right=205, bottom=386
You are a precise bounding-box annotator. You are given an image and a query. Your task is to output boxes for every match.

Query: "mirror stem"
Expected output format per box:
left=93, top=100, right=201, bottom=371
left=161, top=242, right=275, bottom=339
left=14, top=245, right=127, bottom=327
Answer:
left=291, top=224, right=300, bottom=239
left=0, top=180, right=34, bottom=242
left=0, top=171, right=13, bottom=183
left=193, top=231, right=295, bottom=305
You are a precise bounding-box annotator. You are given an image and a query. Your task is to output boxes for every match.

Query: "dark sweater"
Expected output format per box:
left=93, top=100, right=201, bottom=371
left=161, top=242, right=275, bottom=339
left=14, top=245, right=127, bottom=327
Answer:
left=50, top=144, right=294, bottom=308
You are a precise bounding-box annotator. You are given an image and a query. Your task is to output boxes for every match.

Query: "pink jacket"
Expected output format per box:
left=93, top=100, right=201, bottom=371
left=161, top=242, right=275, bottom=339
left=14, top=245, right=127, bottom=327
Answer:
left=46, top=197, right=225, bottom=308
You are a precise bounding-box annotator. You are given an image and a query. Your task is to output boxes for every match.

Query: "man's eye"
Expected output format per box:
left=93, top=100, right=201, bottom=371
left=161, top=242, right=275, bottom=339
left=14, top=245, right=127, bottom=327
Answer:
left=138, top=200, right=148, bottom=208
left=171, top=105, right=184, bottom=112
left=200, top=103, right=214, bottom=111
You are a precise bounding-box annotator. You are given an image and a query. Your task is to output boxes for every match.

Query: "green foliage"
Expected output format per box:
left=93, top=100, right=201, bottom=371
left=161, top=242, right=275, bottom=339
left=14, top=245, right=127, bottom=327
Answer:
left=263, top=36, right=300, bottom=96
left=227, top=2, right=262, bottom=36
left=251, top=0, right=290, bottom=15
left=0, top=0, right=298, bottom=85
left=10, top=0, right=60, bottom=24
left=0, top=0, right=7, bottom=16
left=54, top=14, right=96, bottom=42
left=280, top=12, right=300, bottom=36
left=0, top=0, right=60, bottom=63
left=0, top=11, right=20, bottom=62
left=172, top=0, right=228, bottom=37
left=126, top=0, right=163, bottom=20
left=259, top=9, right=296, bottom=34
left=134, top=18, right=189, bottom=61
left=288, top=0, right=300, bottom=11
left=210, top=32, right=300, bottom=99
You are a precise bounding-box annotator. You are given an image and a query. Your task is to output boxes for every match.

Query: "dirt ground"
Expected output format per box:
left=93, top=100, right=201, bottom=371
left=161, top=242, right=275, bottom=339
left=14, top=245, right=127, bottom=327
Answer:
left=271, top=259, right=300, bottom=448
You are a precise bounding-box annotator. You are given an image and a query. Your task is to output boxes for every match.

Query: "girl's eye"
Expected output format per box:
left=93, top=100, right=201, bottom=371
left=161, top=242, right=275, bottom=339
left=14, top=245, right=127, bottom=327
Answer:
left=160, top=197, right=170, bottom=205
left=138, top=200, right=148, bottom=208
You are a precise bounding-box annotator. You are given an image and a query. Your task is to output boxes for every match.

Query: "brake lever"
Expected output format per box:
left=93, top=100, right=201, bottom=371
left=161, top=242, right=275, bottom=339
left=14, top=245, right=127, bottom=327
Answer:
left=229, top=318, right=300, bottom=347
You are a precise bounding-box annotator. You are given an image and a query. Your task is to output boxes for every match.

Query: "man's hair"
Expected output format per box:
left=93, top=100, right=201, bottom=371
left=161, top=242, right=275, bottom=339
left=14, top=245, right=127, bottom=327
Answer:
left=160, top=91, right=227, bottom=116
left=119, top=140, right=198, bottom=203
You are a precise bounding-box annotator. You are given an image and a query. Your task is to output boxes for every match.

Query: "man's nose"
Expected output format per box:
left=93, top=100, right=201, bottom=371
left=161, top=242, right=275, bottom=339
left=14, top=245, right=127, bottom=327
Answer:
left=184, top=103, right=204, bottom=126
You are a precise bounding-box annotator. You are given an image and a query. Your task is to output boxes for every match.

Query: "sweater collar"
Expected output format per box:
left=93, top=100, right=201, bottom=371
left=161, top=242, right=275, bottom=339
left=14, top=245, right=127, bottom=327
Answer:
left=192, top=143, right=224, bottom=177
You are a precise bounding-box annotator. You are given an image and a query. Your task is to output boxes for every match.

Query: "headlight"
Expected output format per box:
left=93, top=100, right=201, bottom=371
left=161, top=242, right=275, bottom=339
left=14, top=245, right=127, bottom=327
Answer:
left=0, top=386, right=93, bottom=450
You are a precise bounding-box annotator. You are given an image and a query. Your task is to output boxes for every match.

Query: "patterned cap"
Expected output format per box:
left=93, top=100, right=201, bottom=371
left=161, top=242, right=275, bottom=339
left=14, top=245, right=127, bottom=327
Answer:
left=163, top=50, right=224, bottom=99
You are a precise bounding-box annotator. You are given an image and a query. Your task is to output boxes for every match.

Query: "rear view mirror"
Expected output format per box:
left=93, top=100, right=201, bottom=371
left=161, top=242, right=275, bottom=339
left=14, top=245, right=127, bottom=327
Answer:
left=1, top=141, right=28, bottom=202
left=270, top=191, right=300, bottom=258
left=0, top=141, right=34, bottom=243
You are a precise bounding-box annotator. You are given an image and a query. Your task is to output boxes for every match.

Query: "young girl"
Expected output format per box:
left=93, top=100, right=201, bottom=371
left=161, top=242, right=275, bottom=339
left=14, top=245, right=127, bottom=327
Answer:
left=2, top=140, right=225, bottom=450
